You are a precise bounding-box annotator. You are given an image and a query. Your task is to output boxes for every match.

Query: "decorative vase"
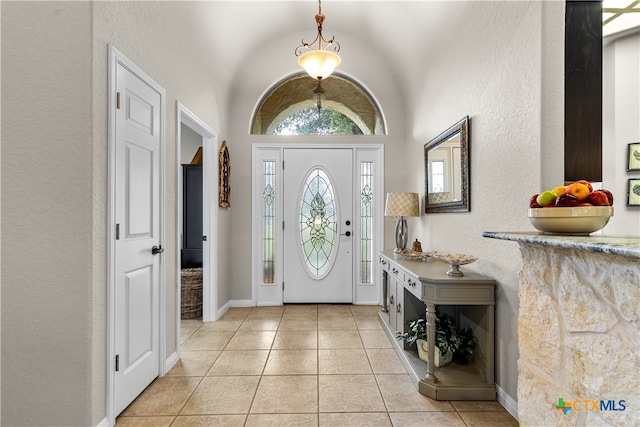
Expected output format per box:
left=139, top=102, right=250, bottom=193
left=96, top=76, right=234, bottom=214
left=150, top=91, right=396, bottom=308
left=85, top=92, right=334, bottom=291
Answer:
left=416, top=339, right=453, bottom=367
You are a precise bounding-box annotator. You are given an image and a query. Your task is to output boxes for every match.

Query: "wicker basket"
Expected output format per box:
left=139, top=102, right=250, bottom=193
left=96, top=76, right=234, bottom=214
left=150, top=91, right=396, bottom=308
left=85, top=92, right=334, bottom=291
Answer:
left=181, top=267, right=203, bottom=319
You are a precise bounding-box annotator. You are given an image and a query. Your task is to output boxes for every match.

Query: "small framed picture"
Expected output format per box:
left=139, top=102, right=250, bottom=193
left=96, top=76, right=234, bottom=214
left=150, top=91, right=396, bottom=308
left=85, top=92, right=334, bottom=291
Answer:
left=627, top=142, right=640, bottom=172
left=627, top=178, right=640, bottom=206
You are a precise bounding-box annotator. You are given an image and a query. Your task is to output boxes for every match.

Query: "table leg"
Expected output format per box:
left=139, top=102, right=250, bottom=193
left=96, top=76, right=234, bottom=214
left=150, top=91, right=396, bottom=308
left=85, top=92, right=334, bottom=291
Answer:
left=425, top=302, right=438, bottom=382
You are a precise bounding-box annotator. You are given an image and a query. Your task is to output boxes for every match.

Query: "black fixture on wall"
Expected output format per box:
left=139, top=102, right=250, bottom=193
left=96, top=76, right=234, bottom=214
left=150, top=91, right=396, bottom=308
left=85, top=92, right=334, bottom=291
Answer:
left=565, top=0, right=603, bottom=182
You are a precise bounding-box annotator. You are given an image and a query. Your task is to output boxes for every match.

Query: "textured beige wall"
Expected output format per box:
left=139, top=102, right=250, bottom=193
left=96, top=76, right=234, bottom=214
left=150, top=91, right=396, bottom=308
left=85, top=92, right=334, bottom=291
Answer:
left=2, top=2, right=95, bottom=425
left=408, top=1, right=565, bottom=406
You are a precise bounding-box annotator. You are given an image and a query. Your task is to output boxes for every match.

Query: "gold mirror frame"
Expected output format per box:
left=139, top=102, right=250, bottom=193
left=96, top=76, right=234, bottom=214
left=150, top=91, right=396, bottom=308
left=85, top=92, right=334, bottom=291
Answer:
left=424, top=116, right=470, bottom=213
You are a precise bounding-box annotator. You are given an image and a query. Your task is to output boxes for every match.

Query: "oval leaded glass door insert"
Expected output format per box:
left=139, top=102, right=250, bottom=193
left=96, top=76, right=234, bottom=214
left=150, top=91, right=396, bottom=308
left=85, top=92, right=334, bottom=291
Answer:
left=299, top=168, right=338, bottom=278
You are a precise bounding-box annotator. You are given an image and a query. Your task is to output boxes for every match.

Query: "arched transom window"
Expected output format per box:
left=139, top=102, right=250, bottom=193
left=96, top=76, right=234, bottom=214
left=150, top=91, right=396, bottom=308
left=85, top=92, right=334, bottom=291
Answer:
left=252, top=73, right=386, bottom=135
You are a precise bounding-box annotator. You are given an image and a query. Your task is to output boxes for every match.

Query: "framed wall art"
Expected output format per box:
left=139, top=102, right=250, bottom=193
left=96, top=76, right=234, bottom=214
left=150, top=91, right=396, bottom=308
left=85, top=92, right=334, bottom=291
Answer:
left=627, top=142, right=640, bottom=172
left=627, top=178, right=640, bottom=207
left=219, top=140, right=230, bottom=208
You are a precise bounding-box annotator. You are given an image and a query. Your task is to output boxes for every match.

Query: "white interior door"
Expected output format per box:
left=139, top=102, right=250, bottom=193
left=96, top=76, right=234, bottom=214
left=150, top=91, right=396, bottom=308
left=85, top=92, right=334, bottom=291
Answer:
left=114, top=61, right=162, bottom=415
left=283, top=148, right=353, bottom=303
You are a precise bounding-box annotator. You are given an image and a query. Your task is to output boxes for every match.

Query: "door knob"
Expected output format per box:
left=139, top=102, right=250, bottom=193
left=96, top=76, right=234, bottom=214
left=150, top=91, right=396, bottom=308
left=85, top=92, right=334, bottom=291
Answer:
left=152, top=245, right=164, bottom=255
left=345, top=220, right=351, bottom=226
left=341, top=231, right=351, bottom=237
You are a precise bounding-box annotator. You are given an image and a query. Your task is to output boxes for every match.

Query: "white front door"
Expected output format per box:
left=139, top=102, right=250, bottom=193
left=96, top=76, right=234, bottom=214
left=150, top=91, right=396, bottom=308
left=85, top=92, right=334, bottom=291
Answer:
left=283, top=148, right=353, bottom=303
left=114, top=61, right=162, bottom=415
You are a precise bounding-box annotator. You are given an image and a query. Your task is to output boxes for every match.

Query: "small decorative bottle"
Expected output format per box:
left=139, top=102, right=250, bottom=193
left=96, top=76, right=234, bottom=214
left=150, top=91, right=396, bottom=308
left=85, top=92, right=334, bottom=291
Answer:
left=412, top=239, right=422, bottom=252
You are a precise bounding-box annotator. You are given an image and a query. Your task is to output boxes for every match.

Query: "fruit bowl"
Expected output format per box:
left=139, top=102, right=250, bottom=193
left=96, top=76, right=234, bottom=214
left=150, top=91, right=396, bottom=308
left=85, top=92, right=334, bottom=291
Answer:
left=528, top=206, right=614, bottom=235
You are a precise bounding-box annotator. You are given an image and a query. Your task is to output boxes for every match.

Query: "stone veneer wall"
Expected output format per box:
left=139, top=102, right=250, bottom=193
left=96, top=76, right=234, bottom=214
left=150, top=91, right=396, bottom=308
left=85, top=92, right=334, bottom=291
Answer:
left=516, top=243, right=639, bottom=426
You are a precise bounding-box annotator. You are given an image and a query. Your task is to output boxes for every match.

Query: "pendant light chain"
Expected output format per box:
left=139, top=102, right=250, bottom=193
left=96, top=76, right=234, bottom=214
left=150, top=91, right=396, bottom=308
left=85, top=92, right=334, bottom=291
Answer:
left=294, top=0, right=342, bottom=81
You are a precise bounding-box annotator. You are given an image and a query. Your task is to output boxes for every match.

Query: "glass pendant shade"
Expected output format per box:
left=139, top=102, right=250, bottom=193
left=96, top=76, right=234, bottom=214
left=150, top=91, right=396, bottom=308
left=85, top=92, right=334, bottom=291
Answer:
left=298, top=50, right=341, bottom=81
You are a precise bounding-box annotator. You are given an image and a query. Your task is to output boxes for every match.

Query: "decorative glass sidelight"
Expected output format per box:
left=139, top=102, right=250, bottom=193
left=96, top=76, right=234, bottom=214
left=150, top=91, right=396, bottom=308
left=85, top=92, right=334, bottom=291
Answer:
left=262, top=161, right=276, bottom=284
left=299, top=168, right=337, bottom=278
left=360, top=161, right=374, bottom=283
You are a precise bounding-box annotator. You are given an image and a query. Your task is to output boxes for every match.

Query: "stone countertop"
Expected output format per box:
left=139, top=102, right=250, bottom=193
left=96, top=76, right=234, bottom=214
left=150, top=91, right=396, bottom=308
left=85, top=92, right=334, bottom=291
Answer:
left=482, top=231, right=640, bottom=258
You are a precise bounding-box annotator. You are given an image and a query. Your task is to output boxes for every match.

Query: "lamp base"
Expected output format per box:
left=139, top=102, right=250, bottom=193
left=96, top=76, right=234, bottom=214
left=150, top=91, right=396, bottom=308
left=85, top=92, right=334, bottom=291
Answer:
left=394, top=217, right=408, bottom=253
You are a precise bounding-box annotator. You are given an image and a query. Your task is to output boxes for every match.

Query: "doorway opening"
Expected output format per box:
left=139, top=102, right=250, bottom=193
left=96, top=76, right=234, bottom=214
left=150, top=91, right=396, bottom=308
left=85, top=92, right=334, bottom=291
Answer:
left=176, top=103, right=219, bottom=345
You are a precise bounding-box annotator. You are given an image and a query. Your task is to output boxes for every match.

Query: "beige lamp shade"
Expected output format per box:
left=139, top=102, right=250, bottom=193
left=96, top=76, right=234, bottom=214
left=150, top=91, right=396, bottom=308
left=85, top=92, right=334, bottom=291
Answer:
left=385, top=192, right=420, bottom=217
left=298, top=50, right=341, bottom=81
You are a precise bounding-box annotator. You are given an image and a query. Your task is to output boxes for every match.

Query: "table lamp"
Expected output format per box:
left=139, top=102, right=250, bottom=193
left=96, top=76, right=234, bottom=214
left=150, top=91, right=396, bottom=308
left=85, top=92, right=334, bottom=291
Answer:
left=385, top=192, right=420, bottom=253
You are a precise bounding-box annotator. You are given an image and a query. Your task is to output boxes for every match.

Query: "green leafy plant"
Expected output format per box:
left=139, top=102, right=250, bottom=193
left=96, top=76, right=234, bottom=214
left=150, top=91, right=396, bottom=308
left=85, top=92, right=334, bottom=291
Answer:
left=395, top=318, right=427, bottom=347
left=397, top=314, right=477, bottom=361
left=436, top=314, right=476, bottom=364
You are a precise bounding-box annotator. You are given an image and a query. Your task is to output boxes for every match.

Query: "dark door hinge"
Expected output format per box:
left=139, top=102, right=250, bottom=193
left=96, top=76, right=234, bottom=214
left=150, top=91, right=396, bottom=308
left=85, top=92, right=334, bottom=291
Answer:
left=115, top=354, right=120, bottom=372
left=202, top=235, right=207, bottom=241
left=115, top=224, right=120, bottom=240
left=116, top=92, right=121, bottom=109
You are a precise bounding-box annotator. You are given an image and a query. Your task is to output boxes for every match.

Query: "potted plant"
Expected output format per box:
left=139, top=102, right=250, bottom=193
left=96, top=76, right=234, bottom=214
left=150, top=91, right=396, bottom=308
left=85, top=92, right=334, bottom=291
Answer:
left=436, top=313, right=477, bottom=365
left=396, top=314, right=477, bottom=367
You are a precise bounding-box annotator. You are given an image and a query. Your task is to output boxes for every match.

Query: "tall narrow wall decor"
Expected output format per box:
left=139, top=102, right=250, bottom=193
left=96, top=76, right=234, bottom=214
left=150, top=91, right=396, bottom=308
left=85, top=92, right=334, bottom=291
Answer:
left=219, top=140, right=230, bottom=207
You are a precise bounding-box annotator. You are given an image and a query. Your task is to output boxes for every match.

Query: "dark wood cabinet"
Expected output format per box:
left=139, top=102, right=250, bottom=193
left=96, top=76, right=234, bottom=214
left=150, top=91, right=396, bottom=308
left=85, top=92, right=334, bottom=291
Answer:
left=182, top=164, right=203, bottom=268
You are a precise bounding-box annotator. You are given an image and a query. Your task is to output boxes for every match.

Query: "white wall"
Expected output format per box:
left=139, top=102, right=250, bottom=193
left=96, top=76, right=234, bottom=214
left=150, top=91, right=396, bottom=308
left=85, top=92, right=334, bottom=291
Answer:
left=180, top=123, right=203, bottom=165
left=2, top=2, right=96, bottom=425
left=603, top=29, right=640, bottom=236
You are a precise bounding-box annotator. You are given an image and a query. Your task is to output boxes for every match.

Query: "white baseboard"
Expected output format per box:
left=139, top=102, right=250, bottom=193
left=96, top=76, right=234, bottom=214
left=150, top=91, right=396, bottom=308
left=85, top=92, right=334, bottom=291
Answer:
left=230, top=299, right=254, bottom=307
left=354, top=300, right=380, bottom=305
left=96, top=417, right=110, bottom=427
left=496, top=383, right=518, bottom=421
left=215, top=300, right=231, bottom=320
left=164, top=350, right=179, bottom=375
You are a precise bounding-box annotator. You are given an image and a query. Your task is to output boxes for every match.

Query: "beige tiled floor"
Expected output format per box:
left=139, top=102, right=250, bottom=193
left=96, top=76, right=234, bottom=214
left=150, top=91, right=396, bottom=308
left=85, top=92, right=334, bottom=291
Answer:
left=116, top=305, right=519, bottom=426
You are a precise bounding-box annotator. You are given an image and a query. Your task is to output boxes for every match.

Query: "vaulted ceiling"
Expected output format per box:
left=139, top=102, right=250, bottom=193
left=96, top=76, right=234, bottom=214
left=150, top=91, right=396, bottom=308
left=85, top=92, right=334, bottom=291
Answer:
left=197, top=1, right=638, bottom=113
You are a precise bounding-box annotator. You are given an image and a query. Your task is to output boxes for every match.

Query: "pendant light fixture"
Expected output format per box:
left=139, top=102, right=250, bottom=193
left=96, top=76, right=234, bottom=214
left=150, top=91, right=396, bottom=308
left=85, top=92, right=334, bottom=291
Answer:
left=295, top=0, right=341, bottom=81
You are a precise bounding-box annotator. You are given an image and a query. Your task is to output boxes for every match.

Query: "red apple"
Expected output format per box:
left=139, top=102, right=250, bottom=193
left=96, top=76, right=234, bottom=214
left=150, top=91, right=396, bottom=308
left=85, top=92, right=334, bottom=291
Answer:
left=530, top=194, right=542, bottom=208
left=555, top=194, right=581, bottom=207
left=600, top=189, right=614, bottom=205
left=587, top=190, right=610, bottom=206
left=565, top=183, right=590, bottom=201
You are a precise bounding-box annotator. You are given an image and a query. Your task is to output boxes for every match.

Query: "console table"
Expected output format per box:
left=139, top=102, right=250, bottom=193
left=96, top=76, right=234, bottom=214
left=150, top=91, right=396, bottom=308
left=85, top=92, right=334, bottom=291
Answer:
left=379, top=251, right=496, bottom=400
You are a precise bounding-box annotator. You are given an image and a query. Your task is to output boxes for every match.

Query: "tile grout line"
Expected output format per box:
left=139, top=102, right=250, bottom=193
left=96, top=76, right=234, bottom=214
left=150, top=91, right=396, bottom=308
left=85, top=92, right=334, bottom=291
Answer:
left=122, top=306, right=515, bottom=426
left=171, top=319, right=208, bottom=424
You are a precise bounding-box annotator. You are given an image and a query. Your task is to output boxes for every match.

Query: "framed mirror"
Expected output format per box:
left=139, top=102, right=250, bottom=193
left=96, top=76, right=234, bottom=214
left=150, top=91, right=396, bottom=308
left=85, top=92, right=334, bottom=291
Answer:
left=424, top=116, right=470, bottom=213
